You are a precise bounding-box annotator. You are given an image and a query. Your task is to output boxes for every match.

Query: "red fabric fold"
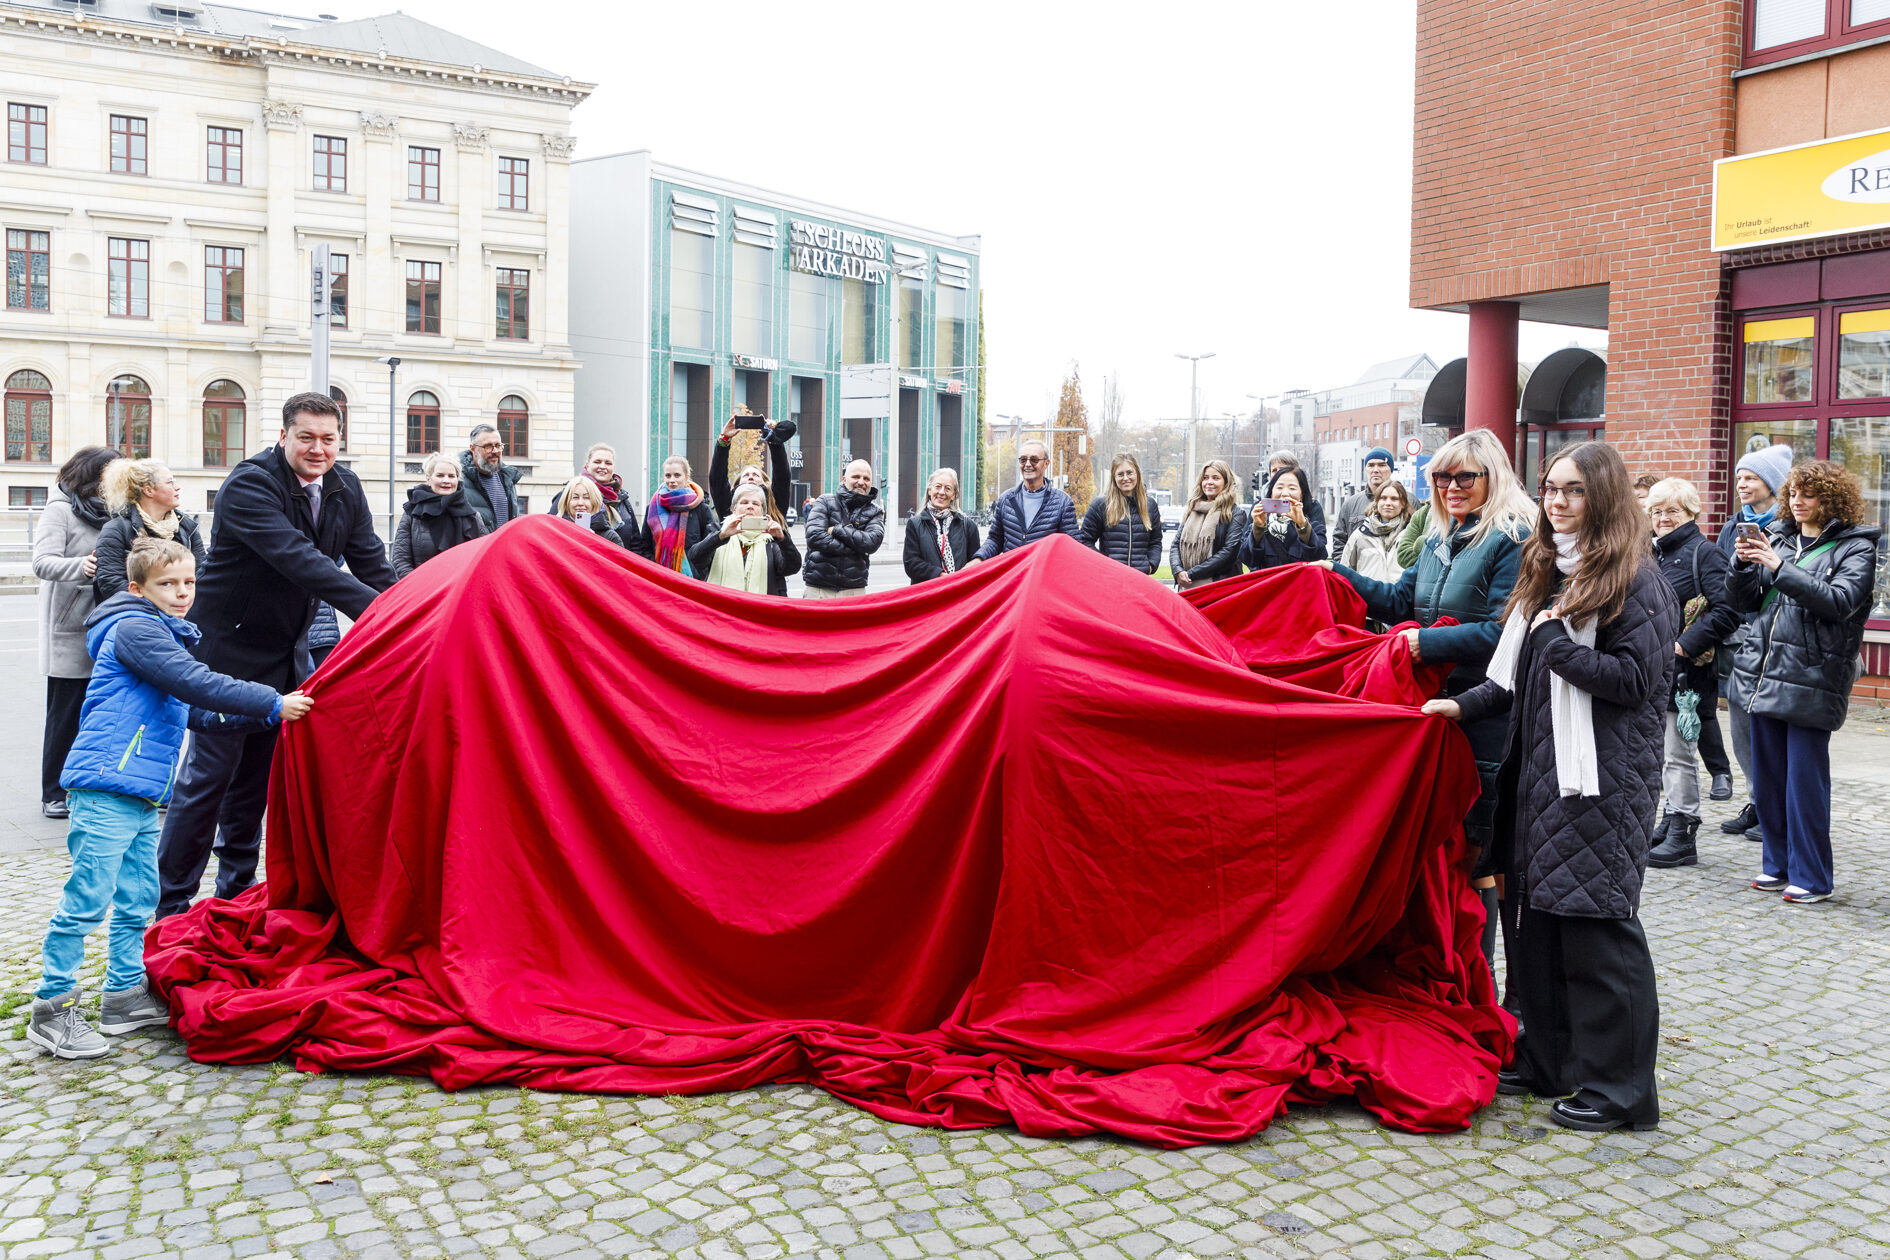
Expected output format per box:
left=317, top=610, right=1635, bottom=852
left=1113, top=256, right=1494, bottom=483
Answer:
left=146, top=524, right=1510, bottom=1146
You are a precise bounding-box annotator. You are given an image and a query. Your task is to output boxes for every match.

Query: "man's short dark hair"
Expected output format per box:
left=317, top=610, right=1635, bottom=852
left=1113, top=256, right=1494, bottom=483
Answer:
left=281, top=391, right=342, bottom=430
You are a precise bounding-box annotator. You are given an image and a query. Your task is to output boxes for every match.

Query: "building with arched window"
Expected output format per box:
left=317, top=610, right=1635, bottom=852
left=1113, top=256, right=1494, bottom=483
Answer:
left=0, top=0, right=591, bottom=527
left=1411, top=0, right=1890, bottom=698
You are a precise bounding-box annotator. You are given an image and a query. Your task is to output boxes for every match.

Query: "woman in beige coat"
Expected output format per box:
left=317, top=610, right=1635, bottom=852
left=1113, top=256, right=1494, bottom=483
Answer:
left=32, top=446, right=118, bottom=819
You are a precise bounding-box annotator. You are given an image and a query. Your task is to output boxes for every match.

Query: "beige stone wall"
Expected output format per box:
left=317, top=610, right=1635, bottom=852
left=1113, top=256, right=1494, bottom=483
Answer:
left=0, top=16, right=582, bottom=528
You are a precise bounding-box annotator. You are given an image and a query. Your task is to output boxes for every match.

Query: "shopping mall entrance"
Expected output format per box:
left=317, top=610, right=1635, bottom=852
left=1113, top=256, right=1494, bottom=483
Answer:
left=898, top=387, right=922, bottom=516
left=670, top=362, right=713, bottom=487
left=790, top=375, right=824, bottom=503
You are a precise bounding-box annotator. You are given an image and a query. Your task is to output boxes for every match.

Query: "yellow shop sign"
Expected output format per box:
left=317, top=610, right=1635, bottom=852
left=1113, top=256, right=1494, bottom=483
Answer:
left=1713, top=126, right=1890, bottom=251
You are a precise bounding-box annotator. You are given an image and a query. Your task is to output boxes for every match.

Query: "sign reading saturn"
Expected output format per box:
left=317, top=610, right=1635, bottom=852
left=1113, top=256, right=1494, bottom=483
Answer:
left=1714, top=126, right=1890, bottom=250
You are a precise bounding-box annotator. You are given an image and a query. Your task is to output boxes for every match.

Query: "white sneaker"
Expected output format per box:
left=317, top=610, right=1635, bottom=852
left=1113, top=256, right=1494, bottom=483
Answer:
left=1781, top=886, right=1831, bottom=904
left=1751, top=874, right=1787, bottom=892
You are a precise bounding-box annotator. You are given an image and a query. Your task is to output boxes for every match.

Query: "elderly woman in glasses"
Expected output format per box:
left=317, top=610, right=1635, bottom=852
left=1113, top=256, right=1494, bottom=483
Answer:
left=969, top=439, right=1081, bottom=562
left=1317, top=428, right=1538, bottom=993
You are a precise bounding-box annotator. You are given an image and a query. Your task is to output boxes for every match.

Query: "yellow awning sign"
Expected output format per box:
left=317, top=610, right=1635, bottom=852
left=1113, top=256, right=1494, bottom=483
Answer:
left=1839, top=309, right=1890, bottom=336
left=1714, top=127, right=1890, bottom=251
left=1743, top=317, right=1814, bottom=343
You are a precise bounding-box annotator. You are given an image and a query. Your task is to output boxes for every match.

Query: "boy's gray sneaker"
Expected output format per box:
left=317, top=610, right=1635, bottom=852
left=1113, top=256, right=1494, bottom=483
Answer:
left=26, top=990, right=111, bottom=1060
left=99, top=979, right=170, bottom=1035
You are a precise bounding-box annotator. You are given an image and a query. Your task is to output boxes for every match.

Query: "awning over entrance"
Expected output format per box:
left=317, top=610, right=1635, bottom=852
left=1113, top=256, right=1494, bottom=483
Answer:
left=1421, top=358, right=1535, bottom=431
left=1519, top=347, right=1606, bottom=426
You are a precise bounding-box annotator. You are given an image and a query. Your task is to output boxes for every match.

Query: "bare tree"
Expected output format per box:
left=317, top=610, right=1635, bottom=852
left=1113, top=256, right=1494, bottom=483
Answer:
left=1095, top=375, right=1126, bottom=489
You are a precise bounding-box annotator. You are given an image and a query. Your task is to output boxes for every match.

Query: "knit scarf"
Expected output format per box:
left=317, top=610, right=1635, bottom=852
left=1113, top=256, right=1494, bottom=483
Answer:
left=645, top=483, right=703, bottom=575
left=706, top=534, right=771, bottom=593
left=927, top=509, right=958, bottom=575
left=137, top=504, right=181, bottom=540
left=1485, top=531, right=1599, bottom=797
left=1740, top=502, right=1778, bottom=528
left=1176, top=501, right=1219, bottom=573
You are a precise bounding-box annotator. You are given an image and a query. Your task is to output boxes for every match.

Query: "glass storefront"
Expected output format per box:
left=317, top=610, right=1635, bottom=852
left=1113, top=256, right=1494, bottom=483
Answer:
left=1734, top=302, right=1890, bottom=626
left=1742, top=316, right=1815, bottom=404
left=646, top=181, right=979, bottom=508
left=1829, top=415, right=1890, bottom=620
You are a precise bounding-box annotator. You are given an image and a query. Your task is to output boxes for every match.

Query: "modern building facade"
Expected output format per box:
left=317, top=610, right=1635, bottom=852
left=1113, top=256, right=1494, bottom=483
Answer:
left=570, top=152, right=981, bottom=517
left=1, top=0, right=589, bottom=530
left=1412, top=0, right=1890, bottom=691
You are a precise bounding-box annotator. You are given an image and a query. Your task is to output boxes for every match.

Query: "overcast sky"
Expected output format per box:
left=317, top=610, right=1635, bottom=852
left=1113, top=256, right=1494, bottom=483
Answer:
left=327, top=0, right=1605, bottom=426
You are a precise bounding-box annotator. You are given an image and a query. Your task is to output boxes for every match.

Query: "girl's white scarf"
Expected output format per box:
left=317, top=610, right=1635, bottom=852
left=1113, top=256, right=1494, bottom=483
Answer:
left=1485, top=531, right=1600, bottom=798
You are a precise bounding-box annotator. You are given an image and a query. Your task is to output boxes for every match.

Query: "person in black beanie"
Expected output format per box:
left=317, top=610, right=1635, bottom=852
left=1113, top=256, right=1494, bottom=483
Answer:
left=1334, top=446, right=1396, bottom=545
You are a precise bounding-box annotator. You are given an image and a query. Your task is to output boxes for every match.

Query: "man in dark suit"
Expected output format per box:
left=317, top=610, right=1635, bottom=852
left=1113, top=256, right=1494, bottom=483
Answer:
left=155, top=391, right=396, bottom=918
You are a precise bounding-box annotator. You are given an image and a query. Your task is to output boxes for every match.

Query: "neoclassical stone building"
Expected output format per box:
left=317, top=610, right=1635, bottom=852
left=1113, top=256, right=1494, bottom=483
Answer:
left=1, top=0, right=591, bottom=528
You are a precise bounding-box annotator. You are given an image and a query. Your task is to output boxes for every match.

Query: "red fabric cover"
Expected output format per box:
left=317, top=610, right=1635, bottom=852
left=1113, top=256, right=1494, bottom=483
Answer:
left=1181, top=565, right=1457, bottom=702
left=146, top=522, right=1511, bottom=1146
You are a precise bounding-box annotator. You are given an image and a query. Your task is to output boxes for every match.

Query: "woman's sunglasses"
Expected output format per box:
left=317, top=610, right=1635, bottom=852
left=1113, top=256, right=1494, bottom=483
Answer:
left=1432, top=470, right=1487, bottom=490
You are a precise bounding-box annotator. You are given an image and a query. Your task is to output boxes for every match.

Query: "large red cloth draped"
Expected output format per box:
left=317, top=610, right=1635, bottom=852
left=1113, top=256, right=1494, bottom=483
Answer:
left=146, top=521, right=1511, bottom=1146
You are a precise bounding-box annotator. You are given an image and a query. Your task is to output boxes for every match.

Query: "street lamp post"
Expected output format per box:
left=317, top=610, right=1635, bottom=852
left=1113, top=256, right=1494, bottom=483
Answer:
left=376, top=357, right=400, bottom=543
left=1175, top=353, right=1215, bottom=484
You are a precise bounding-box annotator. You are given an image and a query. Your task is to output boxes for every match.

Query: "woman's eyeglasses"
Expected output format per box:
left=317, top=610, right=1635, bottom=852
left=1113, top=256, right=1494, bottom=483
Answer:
left=1540, top=483, right=1587, bottom=502
left=1432, top=470, right=1487, bottom=490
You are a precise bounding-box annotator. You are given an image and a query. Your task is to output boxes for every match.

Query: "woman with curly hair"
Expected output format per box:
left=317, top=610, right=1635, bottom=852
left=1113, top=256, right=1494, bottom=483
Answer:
left=1726, top=459, right=1882, bottom=906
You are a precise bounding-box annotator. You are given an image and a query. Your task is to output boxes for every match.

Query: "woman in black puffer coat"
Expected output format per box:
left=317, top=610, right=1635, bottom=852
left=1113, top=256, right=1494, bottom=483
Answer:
left=904, top=468, right=981, bottom=583
left=1079, top=454, right=1164, bottom=574
left=1433, top=442, right=1679, bottom=1135
left=393, top=453, right=490, bottom=579
left=1726, top=459, right=1882, bottom=906
left=92, top=458, right=205, bottom=604
left=1238, top=466, right=1325, bottom=570
left=1169, top=459, right=1244, bottom=588
left=1644, top=478, right=1741, bottom=867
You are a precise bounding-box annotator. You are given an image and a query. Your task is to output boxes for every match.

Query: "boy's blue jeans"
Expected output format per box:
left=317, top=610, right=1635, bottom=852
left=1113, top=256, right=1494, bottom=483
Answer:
left=37, top=789, right=160, bottom=1000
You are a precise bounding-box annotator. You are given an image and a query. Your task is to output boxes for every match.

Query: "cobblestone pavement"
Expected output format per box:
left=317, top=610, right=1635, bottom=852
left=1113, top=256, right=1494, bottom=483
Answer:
left=3, top=592, right=1890, bottom=1259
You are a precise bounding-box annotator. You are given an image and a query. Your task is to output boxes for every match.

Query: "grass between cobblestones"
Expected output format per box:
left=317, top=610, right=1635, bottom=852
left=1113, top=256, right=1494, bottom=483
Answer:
left=1, top=731, right=1887, bottom=1259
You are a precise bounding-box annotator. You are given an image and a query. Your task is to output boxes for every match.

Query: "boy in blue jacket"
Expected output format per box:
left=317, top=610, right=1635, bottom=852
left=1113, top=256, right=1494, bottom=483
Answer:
left=28, top=537, right=312, bottom=1059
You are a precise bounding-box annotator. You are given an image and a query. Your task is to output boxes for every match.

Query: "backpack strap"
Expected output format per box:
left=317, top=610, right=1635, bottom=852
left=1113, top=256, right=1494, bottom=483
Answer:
left=1759, top=539, right=1841, bottom=613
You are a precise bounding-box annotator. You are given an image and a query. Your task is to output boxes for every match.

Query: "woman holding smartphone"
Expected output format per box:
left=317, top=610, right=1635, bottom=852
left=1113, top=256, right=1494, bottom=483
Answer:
left=1725, top=460, right=1880, bottom=906
left=688, top=483, right=801, bottom=596
left=1238, top=465, right=1326, bottom=569
left=553, top=476, right=632, bottom=547
left=710, top=408, right=797, bottom=524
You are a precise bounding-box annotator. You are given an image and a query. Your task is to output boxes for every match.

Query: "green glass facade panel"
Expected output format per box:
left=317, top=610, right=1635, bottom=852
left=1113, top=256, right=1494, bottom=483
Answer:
left=669, top=227, right=714, bottom=351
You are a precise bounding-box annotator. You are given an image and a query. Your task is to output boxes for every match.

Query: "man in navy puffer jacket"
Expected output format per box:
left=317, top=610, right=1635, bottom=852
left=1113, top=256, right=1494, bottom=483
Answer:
left=27, top=539, right=310, bottom=1061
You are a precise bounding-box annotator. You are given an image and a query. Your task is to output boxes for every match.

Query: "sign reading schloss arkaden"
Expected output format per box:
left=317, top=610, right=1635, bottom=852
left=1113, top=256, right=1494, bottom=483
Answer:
left=789, top=220, right=889, bottom=282
left=1713, top=125, right=1890, bottom=251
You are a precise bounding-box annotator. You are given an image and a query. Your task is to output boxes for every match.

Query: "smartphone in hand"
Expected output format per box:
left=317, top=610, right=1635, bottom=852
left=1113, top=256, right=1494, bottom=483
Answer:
left=1258, top=498, right=1291, bottom=514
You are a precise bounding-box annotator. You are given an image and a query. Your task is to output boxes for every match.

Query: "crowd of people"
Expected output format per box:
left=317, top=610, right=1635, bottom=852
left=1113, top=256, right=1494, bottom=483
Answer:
left=25, top=393, right=1883, bottom=1139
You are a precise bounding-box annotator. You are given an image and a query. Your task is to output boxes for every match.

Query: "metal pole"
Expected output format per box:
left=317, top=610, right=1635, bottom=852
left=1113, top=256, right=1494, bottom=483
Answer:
left=381, top=357, right=400, bottom=542
left=310, top=244, right=331, bottom=393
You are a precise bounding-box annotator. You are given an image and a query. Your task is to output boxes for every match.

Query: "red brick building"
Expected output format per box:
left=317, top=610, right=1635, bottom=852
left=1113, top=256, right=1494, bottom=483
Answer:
left=1411, top=0, right=1890, bottom=695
